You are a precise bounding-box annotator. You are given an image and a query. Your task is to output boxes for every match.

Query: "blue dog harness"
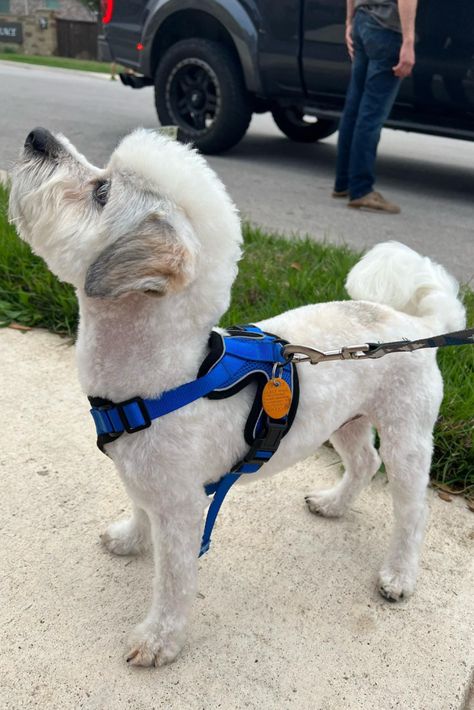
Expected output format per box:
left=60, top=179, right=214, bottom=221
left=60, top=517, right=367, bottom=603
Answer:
left=89, top=325, right=299, bottom=556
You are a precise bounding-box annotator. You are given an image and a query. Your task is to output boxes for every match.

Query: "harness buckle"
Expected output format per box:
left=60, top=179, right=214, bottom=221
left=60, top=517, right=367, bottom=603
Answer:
left=117, top=397, right=152, bottom=433
left=95, top=396, right=152, bottom=434
left=235, top=421, right=287, bottom=469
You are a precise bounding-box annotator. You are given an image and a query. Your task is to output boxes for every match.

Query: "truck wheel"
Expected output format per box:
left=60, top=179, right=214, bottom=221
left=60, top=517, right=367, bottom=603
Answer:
left=272, top=107, right=338, bottom=142
left=155, top=39, right=252, bottom=154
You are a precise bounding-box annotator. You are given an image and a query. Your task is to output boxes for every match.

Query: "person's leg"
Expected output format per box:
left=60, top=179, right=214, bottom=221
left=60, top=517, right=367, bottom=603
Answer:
left=334, top=13, right=368, bottom=194
left=347, top=16, right=402, bottom=200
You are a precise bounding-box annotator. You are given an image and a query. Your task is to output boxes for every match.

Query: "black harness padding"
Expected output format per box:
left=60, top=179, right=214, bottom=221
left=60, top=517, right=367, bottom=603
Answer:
left=198, top=327, right=299, bottom=446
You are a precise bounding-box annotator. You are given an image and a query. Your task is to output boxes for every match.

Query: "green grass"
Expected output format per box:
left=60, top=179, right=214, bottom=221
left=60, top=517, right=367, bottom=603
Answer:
left=0, top=52, right=121, bottom=74
left=1, top=184, right=472, bottom=493
left=226, top=223, right=359, bottom=323
left=0, top=184, right=79, bottom=334
left=435, top=289, right=474, bottom=491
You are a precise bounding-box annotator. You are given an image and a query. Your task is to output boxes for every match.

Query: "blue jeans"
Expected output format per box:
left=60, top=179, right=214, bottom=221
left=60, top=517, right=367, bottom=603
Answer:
left=335, top=11, right=402, bottom=199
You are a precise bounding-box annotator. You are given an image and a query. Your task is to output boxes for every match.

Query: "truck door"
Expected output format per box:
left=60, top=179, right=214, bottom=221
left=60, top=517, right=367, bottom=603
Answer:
left=302, top=0, right=415, bottom=107
left=301, top=0, right=417, bottom=108
left=255, top=0, right=303, bottom=96
left=301, top=0, right=349, bottom=109
left=412, top=0, right=474, bottom=122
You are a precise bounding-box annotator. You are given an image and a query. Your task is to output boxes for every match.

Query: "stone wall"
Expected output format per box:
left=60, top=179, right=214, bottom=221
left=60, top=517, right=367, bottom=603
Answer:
left=9, top=1, right=96, bottom=23
left=0, top=10, right=58, bottom=55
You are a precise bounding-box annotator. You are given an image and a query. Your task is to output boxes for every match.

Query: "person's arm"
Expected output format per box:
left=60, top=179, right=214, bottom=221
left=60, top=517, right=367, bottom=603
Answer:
left=345, top=0, right=355, bottom=60
left=393, top=0, right=418, bottom=77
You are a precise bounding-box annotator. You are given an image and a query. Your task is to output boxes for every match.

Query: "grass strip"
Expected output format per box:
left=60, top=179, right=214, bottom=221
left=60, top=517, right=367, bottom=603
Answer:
left=0, top=184, right=79, bottom=333
left=0, top=184, right=472, bottom=491
left=0, top=52, right=122, bottom=75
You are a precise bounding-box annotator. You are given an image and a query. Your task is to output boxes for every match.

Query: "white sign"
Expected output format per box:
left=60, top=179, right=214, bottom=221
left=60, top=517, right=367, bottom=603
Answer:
left=0, top=22, right=23, bottom=43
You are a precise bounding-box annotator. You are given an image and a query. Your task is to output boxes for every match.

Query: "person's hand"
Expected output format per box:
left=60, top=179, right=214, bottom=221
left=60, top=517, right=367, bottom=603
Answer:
left=393, top=40, right=415, bottom=77
left=345, top=23, right=354, bottom=61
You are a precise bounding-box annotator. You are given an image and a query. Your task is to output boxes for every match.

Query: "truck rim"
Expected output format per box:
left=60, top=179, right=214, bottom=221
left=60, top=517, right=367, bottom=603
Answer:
left=165, top=58, right=221, bottom=136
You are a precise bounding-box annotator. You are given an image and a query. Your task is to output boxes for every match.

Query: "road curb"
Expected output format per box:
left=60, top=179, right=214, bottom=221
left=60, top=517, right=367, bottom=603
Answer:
left=0, top=168, right=9, bottom=184
left=0, top=58, right=116, bottom=80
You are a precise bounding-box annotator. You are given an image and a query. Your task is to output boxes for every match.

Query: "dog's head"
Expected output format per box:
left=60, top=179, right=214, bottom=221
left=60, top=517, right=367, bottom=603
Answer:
left=9, top=128, right=242, bottom=315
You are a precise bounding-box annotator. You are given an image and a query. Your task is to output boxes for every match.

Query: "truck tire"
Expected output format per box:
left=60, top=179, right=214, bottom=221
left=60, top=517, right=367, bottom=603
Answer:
left=155, top=39, right=252, bottom=154
left=272, top=107, right=338, bottom=143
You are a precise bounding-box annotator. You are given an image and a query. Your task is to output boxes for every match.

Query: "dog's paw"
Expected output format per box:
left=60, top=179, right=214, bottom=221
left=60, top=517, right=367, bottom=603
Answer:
left=100, top=517, right=148, bottom=556
left=126, top=624, right=182, bottom=668
left=305, top=489, right=346, bottom=518
left=378, top=570, right=415, bottom=602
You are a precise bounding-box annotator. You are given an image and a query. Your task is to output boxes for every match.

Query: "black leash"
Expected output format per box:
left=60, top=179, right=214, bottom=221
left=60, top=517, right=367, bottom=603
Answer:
left=364, top=327, right=474, bottom=359
left=282, top=328, right=474, bottom=365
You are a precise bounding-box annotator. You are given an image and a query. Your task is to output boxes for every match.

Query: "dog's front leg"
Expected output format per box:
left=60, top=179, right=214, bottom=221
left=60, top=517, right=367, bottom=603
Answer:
left=126, top=492, right=206, bottom=667
left=101, top=504, right=151, bottom=556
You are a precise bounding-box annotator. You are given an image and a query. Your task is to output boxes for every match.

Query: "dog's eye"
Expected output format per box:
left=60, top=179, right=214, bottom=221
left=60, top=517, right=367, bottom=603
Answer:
left=93, top=180, right=110, bottom=207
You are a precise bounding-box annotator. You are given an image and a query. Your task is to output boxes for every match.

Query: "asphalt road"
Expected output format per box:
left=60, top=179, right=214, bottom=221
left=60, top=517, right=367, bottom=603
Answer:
left=1, top=60, right=473, bottom=284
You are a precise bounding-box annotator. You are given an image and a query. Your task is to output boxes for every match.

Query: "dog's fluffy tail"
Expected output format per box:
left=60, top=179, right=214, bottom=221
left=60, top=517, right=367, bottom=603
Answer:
left=345, top=241, right=466, bottom=333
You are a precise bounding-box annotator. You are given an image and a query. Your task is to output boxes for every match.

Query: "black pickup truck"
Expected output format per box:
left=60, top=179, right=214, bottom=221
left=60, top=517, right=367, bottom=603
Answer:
left=100, top=0, right=474, bottom=154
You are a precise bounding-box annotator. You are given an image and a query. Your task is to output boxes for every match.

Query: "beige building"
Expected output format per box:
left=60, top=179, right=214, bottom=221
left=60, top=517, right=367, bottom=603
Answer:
left=0, top=1, right=97, bottom=57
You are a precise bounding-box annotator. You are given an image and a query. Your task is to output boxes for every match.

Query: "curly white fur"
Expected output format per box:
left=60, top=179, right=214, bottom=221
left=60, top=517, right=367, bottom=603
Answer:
left=9, top=128, right=466, bottom=667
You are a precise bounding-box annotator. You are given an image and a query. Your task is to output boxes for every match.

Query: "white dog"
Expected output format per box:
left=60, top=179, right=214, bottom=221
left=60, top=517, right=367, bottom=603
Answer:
left=9, top=128, right=465, bottom=667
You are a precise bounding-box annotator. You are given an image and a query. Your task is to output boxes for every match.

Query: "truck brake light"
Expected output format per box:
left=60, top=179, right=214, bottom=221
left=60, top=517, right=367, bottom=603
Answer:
left=101, top=0, right=114, bottom=24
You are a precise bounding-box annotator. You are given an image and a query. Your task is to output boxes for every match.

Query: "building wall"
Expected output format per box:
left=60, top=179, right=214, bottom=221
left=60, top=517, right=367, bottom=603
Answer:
left=0, top=1, right=97, bottom=56
left=6, top=1, right=95, bottom=23
left=0, top=10, right=58, bottom=55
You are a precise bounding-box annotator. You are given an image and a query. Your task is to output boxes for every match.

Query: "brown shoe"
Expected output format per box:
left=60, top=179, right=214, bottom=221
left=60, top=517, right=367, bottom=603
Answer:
left=332, top=189, right=349, bottom=198
left=348, top=191, right=400, bottom=214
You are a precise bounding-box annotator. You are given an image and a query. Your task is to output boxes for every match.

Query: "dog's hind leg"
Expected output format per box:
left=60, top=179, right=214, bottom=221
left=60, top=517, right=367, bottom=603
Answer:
left=101, top=505, right=150, bottom=556
left=306, top=416, right=381, bottom=517
left=376, top=419, right=433, bottom=602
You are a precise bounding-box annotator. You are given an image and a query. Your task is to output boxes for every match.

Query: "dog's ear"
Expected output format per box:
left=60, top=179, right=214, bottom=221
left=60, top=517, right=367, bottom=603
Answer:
left=84, top=214, right=195, bottom=298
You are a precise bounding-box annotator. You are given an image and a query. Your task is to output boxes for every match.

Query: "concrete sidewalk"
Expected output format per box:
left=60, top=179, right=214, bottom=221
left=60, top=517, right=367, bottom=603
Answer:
left=1, top=328, right=473, bottom=710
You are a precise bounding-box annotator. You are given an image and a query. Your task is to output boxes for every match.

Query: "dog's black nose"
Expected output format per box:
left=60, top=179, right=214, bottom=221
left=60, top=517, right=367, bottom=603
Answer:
left=25, top=127, right=54, bottom=155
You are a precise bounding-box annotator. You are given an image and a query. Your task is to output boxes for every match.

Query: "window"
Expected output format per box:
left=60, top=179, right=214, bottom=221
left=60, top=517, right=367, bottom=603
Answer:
left=44, top=0, right=60, bottom=9
left=0, top=0, right=11, bottom=15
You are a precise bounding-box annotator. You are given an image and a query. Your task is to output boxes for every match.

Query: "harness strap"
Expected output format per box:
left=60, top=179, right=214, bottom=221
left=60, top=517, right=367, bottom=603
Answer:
left=200, top=420, right=287, bottom=556
left=200, top=474, right=240, bottom=556
left=90, top=364, right=236, bottom=439
left=88, top=325, right=298, bottom=557
left=90, top=330, right=288, bottom=440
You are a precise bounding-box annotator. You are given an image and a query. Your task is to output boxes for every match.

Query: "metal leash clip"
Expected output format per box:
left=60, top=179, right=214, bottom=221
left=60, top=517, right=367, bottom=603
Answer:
left=282, top=327, right=474, bottom=367
left=282, top=343, right=371, bottom=365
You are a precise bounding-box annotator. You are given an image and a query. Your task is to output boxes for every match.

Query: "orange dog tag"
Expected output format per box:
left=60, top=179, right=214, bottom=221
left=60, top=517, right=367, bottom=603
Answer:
left=262, top=378, right=292, bottom=419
